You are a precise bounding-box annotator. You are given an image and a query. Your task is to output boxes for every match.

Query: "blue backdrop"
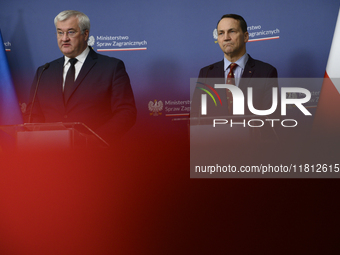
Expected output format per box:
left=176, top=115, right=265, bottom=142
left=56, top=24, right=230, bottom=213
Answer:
left=1, top=0, right=339, bottom=129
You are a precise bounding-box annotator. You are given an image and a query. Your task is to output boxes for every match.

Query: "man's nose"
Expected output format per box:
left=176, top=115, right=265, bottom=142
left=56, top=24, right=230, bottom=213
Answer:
left=61, top=33, right=70, bottom=40
left=224, top=33, right=230, bottom=40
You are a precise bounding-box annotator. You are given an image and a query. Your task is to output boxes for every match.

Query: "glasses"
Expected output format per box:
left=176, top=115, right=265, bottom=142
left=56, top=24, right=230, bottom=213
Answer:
left=56, top=30, right=80, bottom=38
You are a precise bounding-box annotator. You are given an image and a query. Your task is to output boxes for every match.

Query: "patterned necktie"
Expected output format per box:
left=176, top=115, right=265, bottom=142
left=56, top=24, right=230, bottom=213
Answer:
left=226, top=63, right=238, bottom=114
left=64, top=58, right=78, bottom=103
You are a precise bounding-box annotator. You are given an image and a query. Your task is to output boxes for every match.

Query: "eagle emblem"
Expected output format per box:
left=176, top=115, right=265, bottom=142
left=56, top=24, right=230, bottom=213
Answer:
left=88, top=36, right=95, bottom=46
left=148, top=100, right=163, bottom=116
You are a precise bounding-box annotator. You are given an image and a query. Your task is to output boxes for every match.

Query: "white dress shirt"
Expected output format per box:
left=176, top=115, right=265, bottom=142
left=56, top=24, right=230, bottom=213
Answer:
left=62, top=46, right=90, bottom=91
left=224, top=53, right=249, bottom=87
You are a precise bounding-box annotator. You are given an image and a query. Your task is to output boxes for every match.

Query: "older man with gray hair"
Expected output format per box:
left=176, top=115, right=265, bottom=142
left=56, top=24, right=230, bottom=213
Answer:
left=25, top=10, right=136, bottom=145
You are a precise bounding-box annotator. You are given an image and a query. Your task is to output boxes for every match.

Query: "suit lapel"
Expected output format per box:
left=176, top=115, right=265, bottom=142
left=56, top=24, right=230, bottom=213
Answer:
left=54, top=57, right=66, bottom=109
left=212, top=60, right=225, bottom=78
left=239, top=55, right=255, bottom=90
left=65, top=47, right=98, bottom=105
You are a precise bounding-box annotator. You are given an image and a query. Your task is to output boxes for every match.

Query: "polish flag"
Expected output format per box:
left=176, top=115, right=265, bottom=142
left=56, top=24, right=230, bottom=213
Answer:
left=312, top=8, right=340, bottom=139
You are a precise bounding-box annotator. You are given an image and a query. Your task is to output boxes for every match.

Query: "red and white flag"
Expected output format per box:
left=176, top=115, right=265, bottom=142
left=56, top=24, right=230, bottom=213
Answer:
left=312, top=8, right=340, bottom=138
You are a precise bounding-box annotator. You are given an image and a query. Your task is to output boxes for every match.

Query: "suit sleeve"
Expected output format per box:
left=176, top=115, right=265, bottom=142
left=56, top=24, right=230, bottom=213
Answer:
left=94, top=60, right=137, bottom=143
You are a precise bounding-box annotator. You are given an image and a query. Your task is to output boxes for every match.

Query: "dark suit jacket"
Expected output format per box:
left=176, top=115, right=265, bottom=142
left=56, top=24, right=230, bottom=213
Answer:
left=195, top=54, right=278, bottom=117
left=25, top=47, right=136, bottom=144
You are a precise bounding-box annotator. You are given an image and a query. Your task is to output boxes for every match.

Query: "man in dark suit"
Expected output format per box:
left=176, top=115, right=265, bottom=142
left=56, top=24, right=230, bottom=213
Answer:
left=25, top=10, right=136, bottom=145
left=195, top=14, right=278, bottom=117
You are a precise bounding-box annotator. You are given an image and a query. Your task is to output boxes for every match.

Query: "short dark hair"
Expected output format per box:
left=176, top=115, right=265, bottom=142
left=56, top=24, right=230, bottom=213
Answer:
left=217, top=14, right=247, bottom=33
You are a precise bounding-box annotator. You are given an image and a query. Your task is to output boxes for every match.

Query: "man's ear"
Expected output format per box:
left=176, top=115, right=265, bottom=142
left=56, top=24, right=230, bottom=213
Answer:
left=244, top=31, right=249, bottom=43
left=84, top=29, right=89, bottom=42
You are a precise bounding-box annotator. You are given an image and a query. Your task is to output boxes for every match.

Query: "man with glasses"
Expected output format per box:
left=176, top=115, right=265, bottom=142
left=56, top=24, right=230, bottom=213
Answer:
left=25, top=10, right=136, bottom=145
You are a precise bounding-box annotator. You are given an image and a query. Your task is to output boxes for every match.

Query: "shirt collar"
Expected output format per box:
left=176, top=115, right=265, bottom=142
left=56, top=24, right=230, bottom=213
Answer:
left=224, top=53, right=249, bottom=71
left=64, top=46, right=90, bottom=66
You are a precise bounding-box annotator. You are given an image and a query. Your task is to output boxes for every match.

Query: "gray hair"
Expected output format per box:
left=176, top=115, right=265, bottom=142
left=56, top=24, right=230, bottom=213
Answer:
left=54, top=10, right=90, bottom=34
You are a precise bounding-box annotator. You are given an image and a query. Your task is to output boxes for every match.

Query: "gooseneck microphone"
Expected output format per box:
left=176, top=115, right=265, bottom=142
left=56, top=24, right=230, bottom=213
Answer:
left=27, top=63, right=50, bottom=123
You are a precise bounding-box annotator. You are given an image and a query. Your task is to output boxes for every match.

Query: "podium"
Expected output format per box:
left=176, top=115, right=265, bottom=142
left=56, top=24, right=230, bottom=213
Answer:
left=0, top=122, right=109, bottom=151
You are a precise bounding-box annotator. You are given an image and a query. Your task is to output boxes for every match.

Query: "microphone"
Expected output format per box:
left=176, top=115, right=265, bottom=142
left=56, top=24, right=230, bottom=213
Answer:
left=27, top=63, right=50, bottom=123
